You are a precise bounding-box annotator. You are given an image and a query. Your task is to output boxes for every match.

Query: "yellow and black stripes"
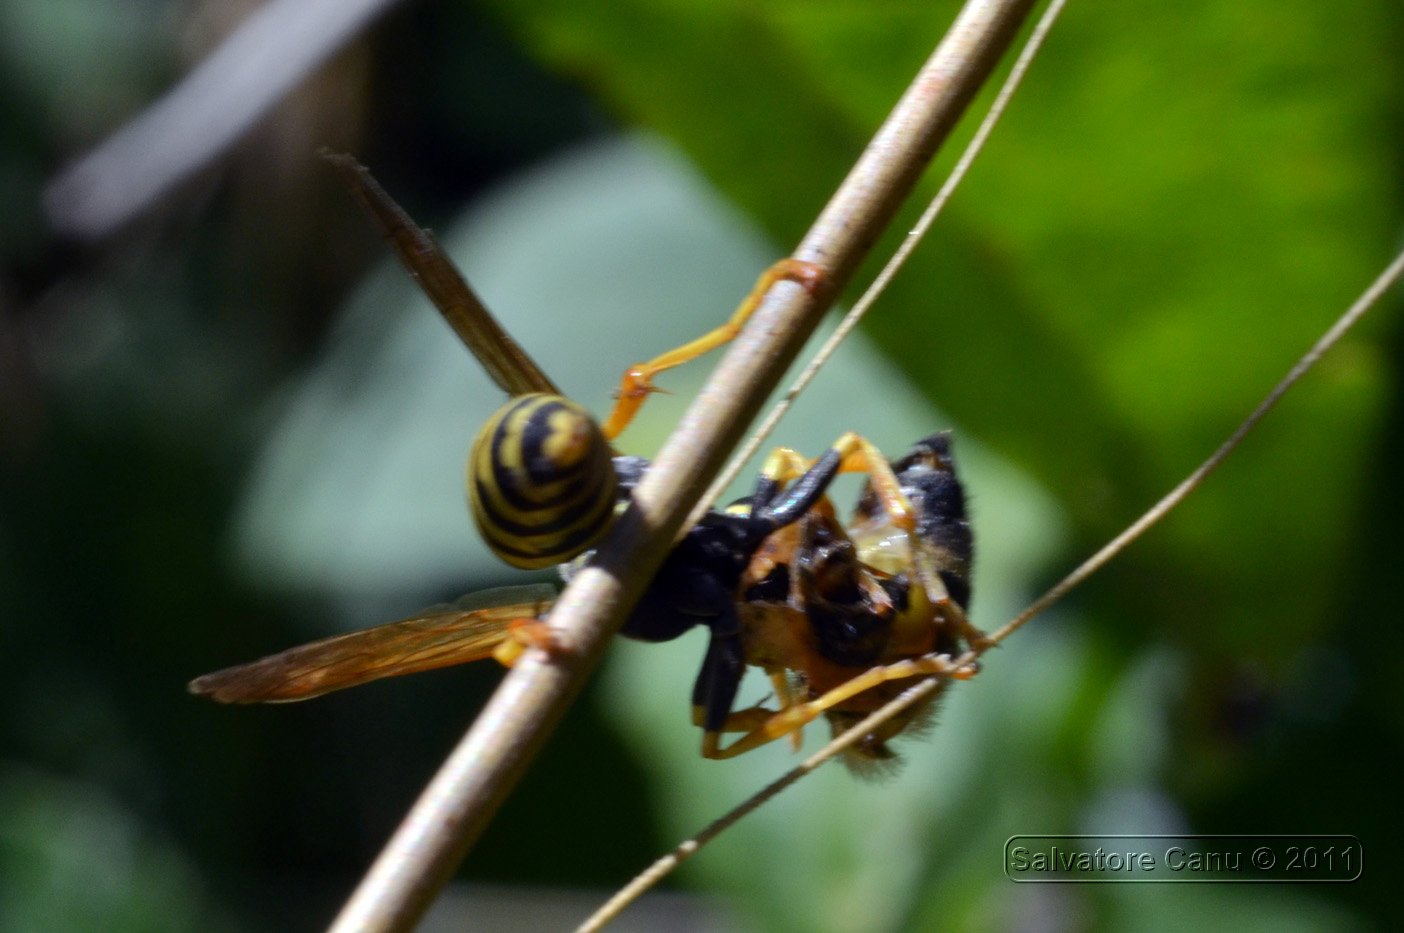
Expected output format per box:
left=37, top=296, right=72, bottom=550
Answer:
left=468, top=393, right=619, bottom=569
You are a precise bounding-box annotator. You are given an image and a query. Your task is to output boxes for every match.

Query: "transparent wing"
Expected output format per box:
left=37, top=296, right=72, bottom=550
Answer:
left=189, top=584, right=557, bottom=704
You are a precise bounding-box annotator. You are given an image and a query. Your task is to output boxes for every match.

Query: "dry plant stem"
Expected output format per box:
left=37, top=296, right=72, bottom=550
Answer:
left=589, top=9, right=1069, bottom=926
left=987, top=241, right=1404, bottom=646
left=590, top=3, right=1067, bottom=917
left=584, top=241, right=1404, bottom=931
left=702, top=0, right=1069, bottom=517
left=330, top=2, right=1039, bottom=930
left=577, top=681, right=934, bottom=933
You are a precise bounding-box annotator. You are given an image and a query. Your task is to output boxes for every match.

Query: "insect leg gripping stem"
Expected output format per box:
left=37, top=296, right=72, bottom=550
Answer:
left=702, top=652, right=980, bottom=759
left=599, top=258, right=828, bottom=440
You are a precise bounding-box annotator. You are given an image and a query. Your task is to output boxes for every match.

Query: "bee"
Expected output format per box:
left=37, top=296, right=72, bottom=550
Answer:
left=189, top=156, right=983, bottom=765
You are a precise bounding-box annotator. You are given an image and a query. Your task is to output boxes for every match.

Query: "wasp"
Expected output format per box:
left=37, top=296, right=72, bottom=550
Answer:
left=189, top=156, right=983, bottom=765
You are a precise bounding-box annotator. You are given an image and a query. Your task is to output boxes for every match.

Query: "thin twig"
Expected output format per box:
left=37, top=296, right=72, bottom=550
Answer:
left=985, top=241, right=1404, bottom=647
left=589, top=240, right=1404, bottom=928
left=328, top=2, right=1041, bottom=930
left=700, top=0, right=1070, bottom=520
left=585, top=3, right=1070, bottom=925
left=576, top=677, right=934, bottom=933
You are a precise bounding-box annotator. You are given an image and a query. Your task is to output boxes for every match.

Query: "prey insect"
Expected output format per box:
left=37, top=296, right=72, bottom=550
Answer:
left=189, top=156, right=985, bottom=763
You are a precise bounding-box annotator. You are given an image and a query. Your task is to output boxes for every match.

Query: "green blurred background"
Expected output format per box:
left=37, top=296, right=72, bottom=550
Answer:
left=1, top=0, right=1400, bottom=930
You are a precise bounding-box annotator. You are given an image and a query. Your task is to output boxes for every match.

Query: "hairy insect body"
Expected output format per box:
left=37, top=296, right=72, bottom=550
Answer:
left=734, top=433, right=975, bottom=765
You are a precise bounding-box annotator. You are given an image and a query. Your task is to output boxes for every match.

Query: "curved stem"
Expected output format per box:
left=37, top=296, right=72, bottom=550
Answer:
left=330, top=2, right=1041, bottom=930
left=586, top=237, right=1404, bottom=931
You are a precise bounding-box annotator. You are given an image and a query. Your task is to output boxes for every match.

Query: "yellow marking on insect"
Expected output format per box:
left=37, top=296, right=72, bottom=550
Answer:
left=468, top=394, right=618, bottom=570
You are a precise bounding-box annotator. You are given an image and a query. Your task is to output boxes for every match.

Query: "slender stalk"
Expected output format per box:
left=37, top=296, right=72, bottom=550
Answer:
left=586, top=238, right=1404, bottom=930
left=701, top=0, right=1069, bottom=521
left=583, top=6, right=1072, bottom=923
left=329, top=2, right=1040, bottom=930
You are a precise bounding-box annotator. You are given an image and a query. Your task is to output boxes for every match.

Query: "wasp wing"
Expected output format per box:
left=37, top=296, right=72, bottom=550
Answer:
left=189, top=584, right=556, bottom=704
left=324, top=153, right=561, bottom=399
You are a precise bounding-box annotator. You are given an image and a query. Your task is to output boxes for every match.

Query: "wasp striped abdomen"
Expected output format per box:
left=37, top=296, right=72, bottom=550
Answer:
left=469, top=393, right=619, bottom=570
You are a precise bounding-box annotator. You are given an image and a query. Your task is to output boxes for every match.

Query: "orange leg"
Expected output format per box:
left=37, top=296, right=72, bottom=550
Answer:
left=693, top=668, right=805, bottom=758
left=908, top=548, right=991, bottom=650
left=762, top=433, right=990, bottom=644
left=770, top=669, right=806, bottom=752
left=693, top=702, right=781, bottom=733
left=751, top=433, right=980, bottom=642
left=491, top=618, right=565, bottom=666
left=757, top=446, right=812, bottom=485
left=600, top=258, right=828, bottom=440
left=821, top=433, right=992, bottom=648
left=702, top=652, right=980, bottom=759
left=827, top=433, right=917, bottom=533
left=758, top=434, right=916, bottom=533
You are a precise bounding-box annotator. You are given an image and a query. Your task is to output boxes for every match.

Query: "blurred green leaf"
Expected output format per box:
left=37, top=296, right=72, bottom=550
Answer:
left=0, top=767, right=232, bottom=933
left=244, top=133, right=1071, bottom=930
left=467, top=1, right=1398, bottom=929
left=12, top=1, right=1398, bottom=929
left=485, top=0, right=1399, bottom=660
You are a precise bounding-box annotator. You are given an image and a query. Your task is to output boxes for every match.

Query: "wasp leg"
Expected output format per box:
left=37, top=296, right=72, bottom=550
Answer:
left=745, top=444, right=848, bottom=531
left=600, top=258, right=828, bottom=440
left=700, top=709, right=783, bottom=759
left=688, top=606, right=750, bottom=759
left=829, top=432, right=918, bottom=530
left=769, top=669, right=805, bottom=751
left=706, top=652, right=980, bottom=759
left=750, top=434, right=908, bottom=529
left=757, top=447, right=811, bottom=485
left=693, top=704, right=778, bottom=731
left=819, top=432, right=995, bottom=647
left=694, top=668, right=806, bottom=756
left=490, top=618, right=566, bottom=666
left=755, top=432, right=939, bottom=597
left=907, top=550, right=993, bottom=650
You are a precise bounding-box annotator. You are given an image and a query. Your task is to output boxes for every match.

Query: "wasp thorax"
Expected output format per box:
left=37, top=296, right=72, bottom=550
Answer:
left=468, top=393, right=618, bottom=570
